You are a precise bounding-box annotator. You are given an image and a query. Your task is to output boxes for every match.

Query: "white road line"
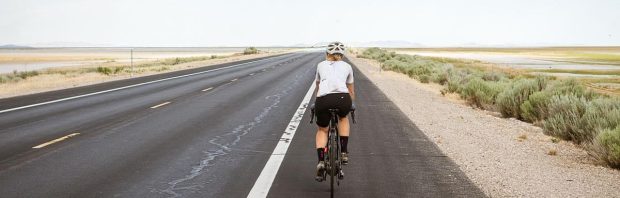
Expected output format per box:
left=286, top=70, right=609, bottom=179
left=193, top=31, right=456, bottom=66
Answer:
left=202, top=87, right=213, bottom=92
left=249, top=73, right=255, bottom=76
left=32, top=133, right=80, bottom=149
left=231, top=78, right=238, bottom=82
left=150, top=101, right=171, bottom=109
left=0, top=56, right=285, bottom=115
left=247, top=82, right=315, bottom=198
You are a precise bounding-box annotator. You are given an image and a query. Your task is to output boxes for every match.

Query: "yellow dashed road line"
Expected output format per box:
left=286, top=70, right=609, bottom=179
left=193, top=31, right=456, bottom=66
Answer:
left=33, top=133, right=80, bottom=149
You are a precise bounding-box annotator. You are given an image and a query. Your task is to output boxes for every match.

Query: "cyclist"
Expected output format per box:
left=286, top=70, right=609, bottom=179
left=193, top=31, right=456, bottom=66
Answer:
left=313, top=41, right=355, bottom=181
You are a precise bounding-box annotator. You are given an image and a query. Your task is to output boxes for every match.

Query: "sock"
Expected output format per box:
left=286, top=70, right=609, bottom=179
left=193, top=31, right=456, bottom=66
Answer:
left=317, top=148, right=325, bottom=162
left=340, top=136, right=349, bottom=153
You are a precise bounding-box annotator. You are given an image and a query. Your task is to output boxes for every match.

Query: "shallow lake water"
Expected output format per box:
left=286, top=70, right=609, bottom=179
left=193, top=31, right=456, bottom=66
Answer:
left=402, top=52, right=620, bottom=71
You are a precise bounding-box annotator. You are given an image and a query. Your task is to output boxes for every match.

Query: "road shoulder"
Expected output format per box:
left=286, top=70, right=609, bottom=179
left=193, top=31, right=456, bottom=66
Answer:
left=348, top=55, right=620, bottom=197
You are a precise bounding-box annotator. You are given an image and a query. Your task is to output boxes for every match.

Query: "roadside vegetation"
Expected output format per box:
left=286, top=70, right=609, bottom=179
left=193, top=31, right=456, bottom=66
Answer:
left=243, top=47, right=259, bottom=55
left=0, top=70, right=40, bottom=83
left=357, top=48, right=620, bottom=168
left=0, top=55, right=227, bottom=84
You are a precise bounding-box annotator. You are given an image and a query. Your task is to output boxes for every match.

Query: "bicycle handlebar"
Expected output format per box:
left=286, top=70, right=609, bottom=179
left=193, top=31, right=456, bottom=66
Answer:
left=309, top=104, right=315, bottom=123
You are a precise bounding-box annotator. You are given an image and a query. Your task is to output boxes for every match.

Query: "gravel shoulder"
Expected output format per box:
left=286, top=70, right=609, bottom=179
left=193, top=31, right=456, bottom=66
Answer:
left=348, top=55, right=620, bottom=197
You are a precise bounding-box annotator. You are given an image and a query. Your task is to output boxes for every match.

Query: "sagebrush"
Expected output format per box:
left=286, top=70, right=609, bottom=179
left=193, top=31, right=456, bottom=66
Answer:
left=358, top=48, right=620, bottom=168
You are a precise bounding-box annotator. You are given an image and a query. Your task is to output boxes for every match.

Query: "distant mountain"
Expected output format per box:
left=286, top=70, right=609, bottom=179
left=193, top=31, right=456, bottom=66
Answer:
left=290, top=43, right=313, bottom=47
left=349, top=40, right=424, bottom=48
left=30, top=41, right=112, bottom=47
left=0, top=44, right=32, bottom=48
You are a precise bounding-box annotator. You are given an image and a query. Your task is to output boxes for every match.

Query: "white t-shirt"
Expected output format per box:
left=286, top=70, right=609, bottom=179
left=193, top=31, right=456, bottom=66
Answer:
left=315, top=60, right=354, bottom=97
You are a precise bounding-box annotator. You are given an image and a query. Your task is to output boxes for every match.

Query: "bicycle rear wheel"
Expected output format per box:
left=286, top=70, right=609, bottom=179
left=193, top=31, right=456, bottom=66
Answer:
left=329, top=130, right=337, bottom=198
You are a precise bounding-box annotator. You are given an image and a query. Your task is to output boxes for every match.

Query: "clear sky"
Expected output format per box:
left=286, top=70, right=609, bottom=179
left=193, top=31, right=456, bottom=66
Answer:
left=1, top=0, right=619, bottom=47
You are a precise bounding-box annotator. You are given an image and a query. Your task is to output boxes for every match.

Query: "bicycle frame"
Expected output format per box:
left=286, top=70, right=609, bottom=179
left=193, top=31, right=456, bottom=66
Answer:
left=310, top=105, right=355, bottom=198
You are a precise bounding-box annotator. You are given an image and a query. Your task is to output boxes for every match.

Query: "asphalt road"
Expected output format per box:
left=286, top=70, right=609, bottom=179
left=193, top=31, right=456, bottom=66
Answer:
left=0, top=52, right=484, bottom=197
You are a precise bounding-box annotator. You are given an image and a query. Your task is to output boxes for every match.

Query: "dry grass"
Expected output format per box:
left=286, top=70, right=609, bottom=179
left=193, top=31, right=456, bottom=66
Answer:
left=548, top=149, right=558, bottom=156
left=517, top=134, right=528, bottom=141
left=580, top=78, right=620, bottom=96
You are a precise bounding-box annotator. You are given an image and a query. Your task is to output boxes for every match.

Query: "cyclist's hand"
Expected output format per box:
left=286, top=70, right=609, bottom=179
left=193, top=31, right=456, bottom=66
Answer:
left=351, top=103, right=356, bottom=111
left=310, top=104, right=315, bottom=112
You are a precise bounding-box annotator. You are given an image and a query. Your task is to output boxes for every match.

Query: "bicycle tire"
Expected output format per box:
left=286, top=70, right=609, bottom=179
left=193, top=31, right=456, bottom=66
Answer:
left=329, top=129, right=336, bottom=198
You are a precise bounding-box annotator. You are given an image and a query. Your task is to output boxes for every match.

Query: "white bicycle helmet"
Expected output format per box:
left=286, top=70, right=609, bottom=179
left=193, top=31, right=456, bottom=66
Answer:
left=326, top=42, right=345, bottom=55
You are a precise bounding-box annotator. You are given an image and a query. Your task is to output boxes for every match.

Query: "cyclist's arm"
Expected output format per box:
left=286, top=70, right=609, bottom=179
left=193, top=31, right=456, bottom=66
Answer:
left=314, top=68, right=320, bottom=97
left=346, top=65, right=355, bottom=101
left=314, top=80, right=320, bottom=96
left=347, top=83, right=355, bottom=101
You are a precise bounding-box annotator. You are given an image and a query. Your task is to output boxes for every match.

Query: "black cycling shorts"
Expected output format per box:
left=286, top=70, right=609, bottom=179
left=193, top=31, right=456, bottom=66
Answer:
left=315, top=93, right=352, bottom=128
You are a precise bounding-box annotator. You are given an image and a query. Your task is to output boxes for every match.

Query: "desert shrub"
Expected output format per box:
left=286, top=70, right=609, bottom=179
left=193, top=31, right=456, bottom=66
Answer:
left=482, top=71, right=505, bottom=81
left=380, top=57, right=438, bottom=80
left=534, top=75, right=552, bottom=90
left=496, top=78, right=545, bottom=118
left=357, top=48, right=620, bottom=168
left=211, top=55, right=218, bottom=59
left=360, top=48, right=452, bottom=82
left=114, top=67, right=124, bottom=74
left=160, top=56, right=211, bottom=65
left=431, top=68, right=449, bottom=85
left=161, top=58, right=181, bottom=65
left=1, top=70, right=41, bottom=82
left=408, top=65, right=433, bottom=78
left=547, top=78, right=597, bottom=100
left=381, top=59, right=407, bottom=73
left=152, top=66, right=170, bottom=72
left=543, top=94, right=588, bottom=142
left=578, top=97, right=620, bottom=142
left=0, top=75, right=19, bottom=83
left=358, top=47, right=394, bottom=62
left=592, top=126, right=620, bottom=168
left=419, top=75, right=430, bottom=83
left=459, top=78, right=504, bottom=109
left=446, top=70, right=467, bottom=93
left=520, top=91, right=552, bottom=123
left=0, top=70, right=41, bottom=83
left=393, top=54, right=418, bottom=63
left=96, top=67, right=113, bottom=75
left=243, top=47, right=259, bottom=55
left=17, top=71, right=39, bottom=79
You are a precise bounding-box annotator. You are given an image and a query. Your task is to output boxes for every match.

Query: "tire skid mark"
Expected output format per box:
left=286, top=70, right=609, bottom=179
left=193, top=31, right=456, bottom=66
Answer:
left=161, top=61, right=311, bottom=197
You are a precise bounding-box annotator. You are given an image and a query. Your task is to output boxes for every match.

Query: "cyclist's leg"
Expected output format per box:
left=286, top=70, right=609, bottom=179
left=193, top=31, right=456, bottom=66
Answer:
left=336, top=93, right=352, bottom=155
left=338, top=116, right=350, bottom=164
left=315, top=125, right=329, bottom=182
left=337, top=116, right=349, bottom=137
left=315, top=126, right=329, bottom=161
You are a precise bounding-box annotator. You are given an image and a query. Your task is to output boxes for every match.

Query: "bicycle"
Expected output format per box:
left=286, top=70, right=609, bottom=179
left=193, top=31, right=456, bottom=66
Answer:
left=310, top=104, right=355, bottom=198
